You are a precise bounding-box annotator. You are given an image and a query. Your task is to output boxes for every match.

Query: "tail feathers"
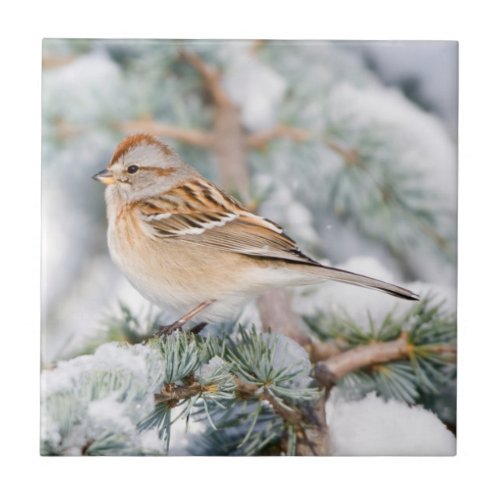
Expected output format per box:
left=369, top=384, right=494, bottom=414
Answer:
left=296, top=263, right=419, bottom=301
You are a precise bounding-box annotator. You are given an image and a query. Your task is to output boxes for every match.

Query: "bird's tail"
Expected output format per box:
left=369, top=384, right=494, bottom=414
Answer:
left=294, top=263, right=419, bottom=301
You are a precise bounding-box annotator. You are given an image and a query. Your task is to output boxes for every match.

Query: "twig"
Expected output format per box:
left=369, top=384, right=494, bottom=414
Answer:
left=237, top=379, right=328, bottom=455
left=257, top=289, right=312, bottom=348
left=164, top=50, right=350, bottom=455
left=246, top=124, right=359, bottom=169
left=419, top=344, right=457, bottom=355
left=118, top=118, right=212, bottom=147
left=246, top=124, right=310, bottom=149
left=179, top=49, right=231, bottom=107
left=42, top=54, right=76, bottom=69
left=326, top=139, right=360, bottom=166
left=315, top=332, right=411, bottom=387
left=180, top=48, right=250, bottom=198
left=309, top=340, right=344, bottom=362
left=54, top=118, right=84, bottom=140
left=261, top=387, right=303, bottom=426
left=250, top=39, right=266, bottom=54
left=155, top=382, right=202, bottom=404
left=295, top=398, right=330, bottom=456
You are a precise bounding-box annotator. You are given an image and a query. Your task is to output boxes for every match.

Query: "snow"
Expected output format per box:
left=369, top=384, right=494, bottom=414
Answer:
left=41, top=341, right=167, bottom=455
left=328, top=83, right=456, bottom=207
left=43, top=342, right=164, bottom=397
left=87, top=396, right=136, bottom=434
left=43, top=262, right=162, bottom=363
left=258, top=181, right=320, bottom=247
left=40, top=41, right=457, bottom=456
left=267, top=333, right=312, bottom=388
left=198, top=356, right=225, bottom=382
left=43, top=50, right=126, bottom=123
left=138, top=429, right=166, bottom=454
left=40, top=412, right=61, bottom=451
left=327, top=389, right=456, bottom=456
left=223, top=52, right=287, bottom=132
left=42, top=40, right=457, bottom=361
left=168, top=412, right=206, bottom=456
left=41, top=337, right=212, bottom=455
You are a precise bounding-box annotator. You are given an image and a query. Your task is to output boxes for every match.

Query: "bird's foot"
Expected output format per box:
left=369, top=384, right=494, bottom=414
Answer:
left=154, top=321, right=183, bottom=338
left=153, top=320, right=208, bottom=339
left=147, top=300, right=215, bottom=341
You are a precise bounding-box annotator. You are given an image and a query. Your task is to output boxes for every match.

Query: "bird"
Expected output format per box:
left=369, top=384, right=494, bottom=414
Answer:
left=93, top=133, right=418, bottom=334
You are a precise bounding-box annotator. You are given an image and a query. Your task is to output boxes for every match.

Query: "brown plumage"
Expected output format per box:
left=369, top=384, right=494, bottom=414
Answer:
left=94, top=134, right=419, bottom=324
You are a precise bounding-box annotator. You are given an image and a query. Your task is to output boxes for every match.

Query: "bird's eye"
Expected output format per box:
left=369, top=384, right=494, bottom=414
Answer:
left=127, top=165, right=139, bottom=174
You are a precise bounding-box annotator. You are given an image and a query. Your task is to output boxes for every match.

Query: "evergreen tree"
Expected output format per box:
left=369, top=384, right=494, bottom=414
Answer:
left=41, top=40, right=457, bottom=456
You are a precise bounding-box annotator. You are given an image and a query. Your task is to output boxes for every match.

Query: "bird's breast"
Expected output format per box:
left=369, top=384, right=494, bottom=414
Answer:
left=105, top=206, right=252, bottom=314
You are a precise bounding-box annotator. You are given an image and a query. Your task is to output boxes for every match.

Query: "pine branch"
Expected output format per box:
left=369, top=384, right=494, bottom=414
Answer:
left=43, top=41, right=457, bottom=457
left=154, top=381, right=218, bottom=406
left=309, top=340, right=344, bottom=361
left=179, top=49, right=231, bottom=107
left=257, top=289, right=312, bottom=348
left=250, top=39, right=266, bottom=54
left=42, top=54, right=76, bottom=69
left=315, top=332, right=410, bottom=387
left=325, top=139, right=360, bottom=166
left=179, top=48, right=251, bottom=197
left=295, top=398, right=329, bottom=456
left=307, top=296, right=457, bottom=406
left=118, top=118, right=213, bottom=147
left=173, top=50, right=333, bottom=454
left=246, top=124, right=310, bottom=149
left=154, top=377, right=302, bottom=428
left=246, top=124, right=359, bottom=166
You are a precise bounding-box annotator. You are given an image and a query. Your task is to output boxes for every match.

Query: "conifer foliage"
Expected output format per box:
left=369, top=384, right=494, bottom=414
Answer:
left=42, top=40, right=457, bottom=455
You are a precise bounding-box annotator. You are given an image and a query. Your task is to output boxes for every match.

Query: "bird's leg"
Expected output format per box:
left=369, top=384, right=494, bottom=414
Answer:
left=154, top=300, right=215, bottom=338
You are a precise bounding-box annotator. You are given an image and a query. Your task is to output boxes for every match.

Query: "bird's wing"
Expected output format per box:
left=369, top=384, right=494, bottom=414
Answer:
left=135, top=177, right=420, bottom=301
left=135, top=177, right=317, bottom=264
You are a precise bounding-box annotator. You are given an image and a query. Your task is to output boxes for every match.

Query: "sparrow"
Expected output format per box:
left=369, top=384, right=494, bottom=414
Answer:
left=93, top=134, right=418, bottom=332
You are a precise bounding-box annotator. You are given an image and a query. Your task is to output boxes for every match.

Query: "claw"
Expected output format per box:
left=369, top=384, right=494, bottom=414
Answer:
left=154, top=322, right=183, bottom=338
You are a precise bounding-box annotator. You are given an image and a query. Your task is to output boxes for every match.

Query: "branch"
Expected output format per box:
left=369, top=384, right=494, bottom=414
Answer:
left=155, top=381, right=215, bottom=406
left=237, top=380, right=328, bottom=455
left=326, top=139, right=360, bottom=166
left=295, top=398, right=330, bottom=456
left=246, top=124, right=310, bottom=149
left=42, top=54, right=76, bottom=69
left=118, top=118, right=213, bottom=148
left=246, top=124, right=359, bottom=168
left=235, top=379, right=303, bottom=426
left=257, top=289, right=312, bottom=348
left=53, top=118, right=84, bottom=140
left=261, top=387, right=303, bottom=425
left=250, top=39, right=266, bottom=54
left=315, top=332, right=411, bottom=387
left=309, top=340, right=344, bottom=362
left=180, top=49, right=231, bottom=107
left=167, top=51, right=331, bottom=454
left=420, top=344, right=457, bottom=355
left=177, top=50, right=250, bottom=196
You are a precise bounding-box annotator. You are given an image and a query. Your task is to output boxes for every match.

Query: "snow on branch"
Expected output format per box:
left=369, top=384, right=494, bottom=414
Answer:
left=41, top=295, right=455, bottom=456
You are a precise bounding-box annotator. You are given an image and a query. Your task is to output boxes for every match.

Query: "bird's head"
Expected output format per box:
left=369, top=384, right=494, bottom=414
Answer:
left=93, top=133, right=194, bottom=200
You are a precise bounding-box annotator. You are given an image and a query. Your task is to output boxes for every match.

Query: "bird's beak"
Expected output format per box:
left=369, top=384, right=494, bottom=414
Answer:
left=92, top=169, right=115, bottom=185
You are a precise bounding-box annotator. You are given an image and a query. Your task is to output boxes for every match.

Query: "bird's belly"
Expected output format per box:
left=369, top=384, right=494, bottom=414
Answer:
left=107, top=221, right=255, bottom=320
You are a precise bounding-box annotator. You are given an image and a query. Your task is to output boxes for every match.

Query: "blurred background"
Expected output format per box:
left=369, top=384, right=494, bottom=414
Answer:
left=41, top=39, right=457, bottom=366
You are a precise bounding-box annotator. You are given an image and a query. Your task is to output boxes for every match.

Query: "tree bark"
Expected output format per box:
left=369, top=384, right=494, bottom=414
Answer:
left=315, top=332, right=411, bottom=387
